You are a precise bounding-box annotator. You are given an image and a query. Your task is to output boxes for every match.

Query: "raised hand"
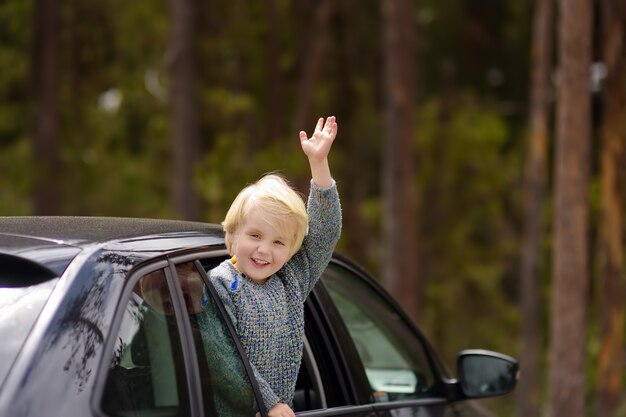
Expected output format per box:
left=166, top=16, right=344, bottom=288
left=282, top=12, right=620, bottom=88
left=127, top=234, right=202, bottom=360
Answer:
left=299, top=116, right=338, bottom=162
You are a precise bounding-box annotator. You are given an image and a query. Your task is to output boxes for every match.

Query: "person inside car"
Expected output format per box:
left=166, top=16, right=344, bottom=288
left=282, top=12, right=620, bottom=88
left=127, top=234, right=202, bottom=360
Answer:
left=138, top=263, right=205, bottom=315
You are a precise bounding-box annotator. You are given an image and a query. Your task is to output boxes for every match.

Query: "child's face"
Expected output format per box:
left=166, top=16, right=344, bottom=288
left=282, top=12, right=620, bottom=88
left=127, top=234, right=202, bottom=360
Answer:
left=230, top=210, right=293, bottom=283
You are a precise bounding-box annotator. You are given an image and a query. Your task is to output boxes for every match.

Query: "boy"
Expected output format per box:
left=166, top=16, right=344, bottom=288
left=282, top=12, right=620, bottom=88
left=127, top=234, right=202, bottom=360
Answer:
left=210, top=116, right=341, bottom=417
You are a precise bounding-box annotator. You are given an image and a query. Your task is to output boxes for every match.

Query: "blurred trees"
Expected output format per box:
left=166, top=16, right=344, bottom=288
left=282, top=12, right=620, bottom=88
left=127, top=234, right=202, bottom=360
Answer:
left=548, top=0, right=592, bottom=416
left=2, top=0, right=626, bottom=415
left=31, top=0, right=60, bottom=214
left=596, top=1, right=626, bottom=415
left=517, top=0, right=552, bottom=415
left=168, top=0, right=202, bottom=220
left=381, top=0, right=418, bottom=322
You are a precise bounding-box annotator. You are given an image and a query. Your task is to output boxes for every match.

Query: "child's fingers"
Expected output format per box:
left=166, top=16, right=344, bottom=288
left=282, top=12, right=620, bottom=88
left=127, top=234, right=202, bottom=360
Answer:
left=315, top=117, right=324, bottom=132
left=323, top=122, right=336, bottom=140
left=324, top=116, right=337, bottom=137
left=324, top=116, right=334, bottom=132
left=299, top=131, right=309, bottom=143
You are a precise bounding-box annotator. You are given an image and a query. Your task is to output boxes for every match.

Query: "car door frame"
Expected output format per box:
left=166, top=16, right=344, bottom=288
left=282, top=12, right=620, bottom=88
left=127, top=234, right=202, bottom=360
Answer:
left=307, top=255, right=458, bottom=414
left=298, top=283, right=377, bottom=417
left=92, top=248, right=271, bottom=417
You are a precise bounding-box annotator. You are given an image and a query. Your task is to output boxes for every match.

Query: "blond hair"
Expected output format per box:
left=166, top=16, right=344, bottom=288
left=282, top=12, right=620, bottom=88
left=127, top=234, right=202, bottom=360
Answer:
left=222, top=174, right=308, bottom=259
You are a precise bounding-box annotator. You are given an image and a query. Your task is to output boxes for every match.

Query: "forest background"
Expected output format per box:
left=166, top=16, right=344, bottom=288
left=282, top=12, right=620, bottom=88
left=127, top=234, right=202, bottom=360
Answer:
left=1, top=0, right=624, bottom=416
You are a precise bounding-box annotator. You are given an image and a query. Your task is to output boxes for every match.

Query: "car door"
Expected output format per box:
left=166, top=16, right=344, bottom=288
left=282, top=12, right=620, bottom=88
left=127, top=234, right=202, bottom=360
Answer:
left=96, top=255, right=267, bottom=417
left=310, top=259, right=456, bottom=417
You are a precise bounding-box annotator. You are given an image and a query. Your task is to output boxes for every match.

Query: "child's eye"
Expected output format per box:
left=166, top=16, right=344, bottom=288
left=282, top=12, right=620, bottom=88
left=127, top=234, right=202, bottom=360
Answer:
left=274, top=240, right=285, bottom=246
left=249, top=233, right=261, bottom=239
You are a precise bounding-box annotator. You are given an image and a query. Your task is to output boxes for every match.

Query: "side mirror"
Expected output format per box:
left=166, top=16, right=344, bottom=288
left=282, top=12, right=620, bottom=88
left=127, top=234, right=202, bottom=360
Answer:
left=457, top=350, right=519, bottom=398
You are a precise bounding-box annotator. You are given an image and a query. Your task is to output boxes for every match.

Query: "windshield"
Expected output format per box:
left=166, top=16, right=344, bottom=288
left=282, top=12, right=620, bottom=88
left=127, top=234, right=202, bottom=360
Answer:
left=0, top=278, right=59, bottom=386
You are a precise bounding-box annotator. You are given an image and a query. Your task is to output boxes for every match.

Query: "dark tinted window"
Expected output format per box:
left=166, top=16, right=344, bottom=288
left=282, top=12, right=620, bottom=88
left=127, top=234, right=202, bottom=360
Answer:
left=101, top=269, right=191, bottom=416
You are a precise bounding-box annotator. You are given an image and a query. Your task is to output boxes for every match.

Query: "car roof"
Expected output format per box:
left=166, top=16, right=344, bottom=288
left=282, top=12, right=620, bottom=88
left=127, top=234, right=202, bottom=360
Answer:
left=0, top=216, right=223, bottom=245
left=0, top=217, right=225, bottom=279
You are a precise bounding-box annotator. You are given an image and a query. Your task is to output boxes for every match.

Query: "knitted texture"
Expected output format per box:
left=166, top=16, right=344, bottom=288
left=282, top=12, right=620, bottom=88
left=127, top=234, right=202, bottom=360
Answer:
left=209, top=181, right=341, bottom=411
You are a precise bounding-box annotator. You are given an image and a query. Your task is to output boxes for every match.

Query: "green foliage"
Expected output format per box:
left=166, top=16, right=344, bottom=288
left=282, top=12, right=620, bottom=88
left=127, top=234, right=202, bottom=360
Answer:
left=0, top=0, right=33, bottom=215
left=196, top=130, right=310, bottom=224
left=413, top=95, right=523, bottom=417
left=415, top=95, right=521, bottom=360
left=0, top=0, right=32, bottom=144
left=0, top=138, right=32, bottom=215
left=60, top=91, right=170, bottom=217
left=49, top=0, right=170, bottom=216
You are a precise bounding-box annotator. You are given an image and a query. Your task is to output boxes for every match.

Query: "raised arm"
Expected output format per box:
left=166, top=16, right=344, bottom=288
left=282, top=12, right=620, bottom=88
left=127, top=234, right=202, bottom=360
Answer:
left=287, top=116, right=341, bottom=297
left=299, top=116, right=338, bottom=188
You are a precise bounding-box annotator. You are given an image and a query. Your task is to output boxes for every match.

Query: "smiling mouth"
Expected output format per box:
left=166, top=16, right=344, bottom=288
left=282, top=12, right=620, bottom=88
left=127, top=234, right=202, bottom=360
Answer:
left=252, top=258, right=270, bottom=266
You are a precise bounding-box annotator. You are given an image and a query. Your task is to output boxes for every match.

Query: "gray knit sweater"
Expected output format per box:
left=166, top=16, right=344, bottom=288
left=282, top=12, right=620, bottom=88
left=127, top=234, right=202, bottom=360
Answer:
left=209, top=181, right=341, bottom=411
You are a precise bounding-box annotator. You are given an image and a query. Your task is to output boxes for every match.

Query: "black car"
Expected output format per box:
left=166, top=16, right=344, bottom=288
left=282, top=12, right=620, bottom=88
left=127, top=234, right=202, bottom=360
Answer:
left=0, top=217, right=517, bottom=417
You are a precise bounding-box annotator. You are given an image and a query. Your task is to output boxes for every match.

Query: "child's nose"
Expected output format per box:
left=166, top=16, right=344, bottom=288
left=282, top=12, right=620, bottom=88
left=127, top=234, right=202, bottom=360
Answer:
left=257, top=241, right=270, bottom=254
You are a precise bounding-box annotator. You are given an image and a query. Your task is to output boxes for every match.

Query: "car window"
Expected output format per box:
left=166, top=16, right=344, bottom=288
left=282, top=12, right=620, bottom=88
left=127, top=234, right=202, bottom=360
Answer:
left=100, top=268, right=192, bottom=417
left=182, top=261, right=259, bottom=417
left=322, top=263, right=435, bottom=402
left=0, top=278, right=59, bottom=387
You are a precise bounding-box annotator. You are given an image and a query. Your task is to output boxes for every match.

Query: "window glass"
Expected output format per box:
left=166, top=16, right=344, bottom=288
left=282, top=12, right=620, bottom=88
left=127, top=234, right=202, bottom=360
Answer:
left=184, top=261, right=259, bottom=417
left=322, top=264, right=435, bottom=402
left=101, top=269, right=191, bottom=417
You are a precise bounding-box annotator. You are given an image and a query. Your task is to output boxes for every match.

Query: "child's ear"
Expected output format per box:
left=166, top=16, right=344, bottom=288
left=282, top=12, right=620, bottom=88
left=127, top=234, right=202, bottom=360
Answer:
left=225, top=231, right=235, bottom=254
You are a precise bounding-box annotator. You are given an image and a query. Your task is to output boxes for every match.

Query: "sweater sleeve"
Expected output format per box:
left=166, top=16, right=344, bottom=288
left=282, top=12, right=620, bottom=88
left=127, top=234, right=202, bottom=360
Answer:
left=209, top=266, right=282, bottom=411
left=286, top=180, right=342, bottom=298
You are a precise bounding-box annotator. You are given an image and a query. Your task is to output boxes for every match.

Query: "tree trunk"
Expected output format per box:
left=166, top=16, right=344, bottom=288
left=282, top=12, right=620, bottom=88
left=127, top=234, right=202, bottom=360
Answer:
left=32, top=0, right=61, bottom=215
left=169, top=0, right=202, bottom=220
left=517, top=0, right=553, bottom=416
left=548, top=0, right=592, bottom=416
left=596, top=1, right=625, bottom=415
left=262, top=0, right=285, bottom=146
left=381, top=0, right=418, bottom=323
left=293, top=0, right=333, bottom=132
left=332, top=2, right=363, bottom=265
